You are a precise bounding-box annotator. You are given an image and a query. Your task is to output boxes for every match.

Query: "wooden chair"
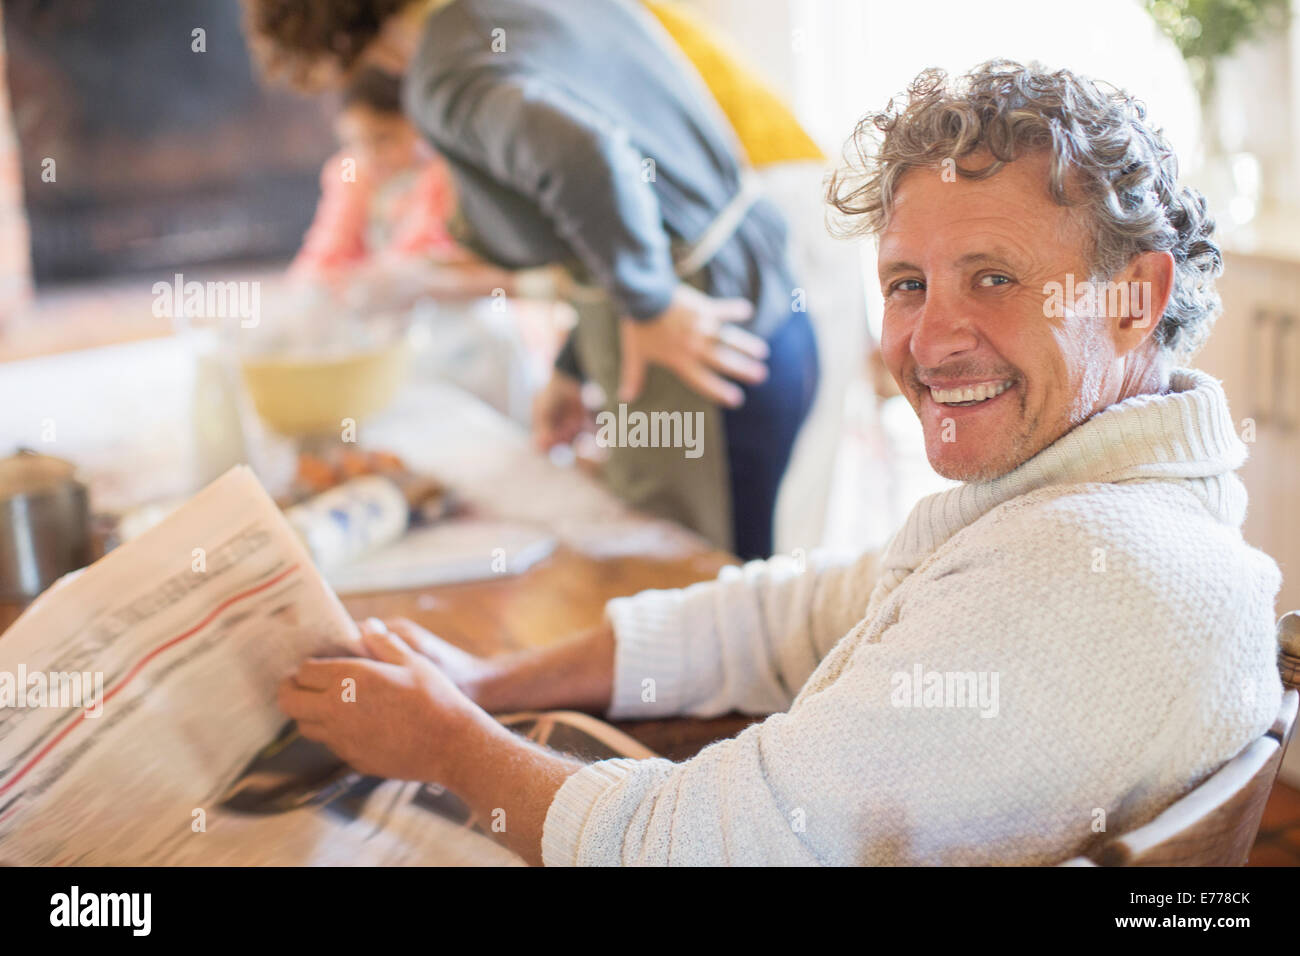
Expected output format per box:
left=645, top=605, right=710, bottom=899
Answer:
left=1062, top=612, right=1300, bottom=866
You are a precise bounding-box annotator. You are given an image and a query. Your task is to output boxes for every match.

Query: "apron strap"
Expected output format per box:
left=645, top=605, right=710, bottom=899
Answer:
left=672, top=168, right=763, bottom=279
left=562, top=167, right=764, bottom=304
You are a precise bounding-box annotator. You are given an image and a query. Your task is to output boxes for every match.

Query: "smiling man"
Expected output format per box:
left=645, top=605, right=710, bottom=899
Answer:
left=872, top=143, right=1169, bottom=484
left=281, top=61, right=1285, bottom=865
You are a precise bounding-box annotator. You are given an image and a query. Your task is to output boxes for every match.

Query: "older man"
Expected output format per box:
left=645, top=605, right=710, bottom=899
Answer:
left=280, top=61, right=1284, bottom=865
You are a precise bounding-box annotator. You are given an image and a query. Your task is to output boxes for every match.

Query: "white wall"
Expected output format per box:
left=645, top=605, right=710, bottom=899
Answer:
left=698, top=0, right=1199, bottom=154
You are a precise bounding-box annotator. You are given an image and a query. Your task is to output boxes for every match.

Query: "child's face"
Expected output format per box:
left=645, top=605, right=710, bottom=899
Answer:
left=335, top=105, right=422, bottom=181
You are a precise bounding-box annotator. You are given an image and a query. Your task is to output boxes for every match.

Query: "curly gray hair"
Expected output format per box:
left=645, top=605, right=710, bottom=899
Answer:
left=827, top=60, right=1222, bottom=363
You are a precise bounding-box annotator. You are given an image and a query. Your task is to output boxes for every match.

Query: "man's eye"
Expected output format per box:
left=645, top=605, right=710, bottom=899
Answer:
left=979, top=274, right=1012, bottom=287
left=889, top=278, right=924, bottom=294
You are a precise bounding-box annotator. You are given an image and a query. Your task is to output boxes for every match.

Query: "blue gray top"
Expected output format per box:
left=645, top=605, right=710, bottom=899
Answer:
left=403, top=0, right=797, bottom=339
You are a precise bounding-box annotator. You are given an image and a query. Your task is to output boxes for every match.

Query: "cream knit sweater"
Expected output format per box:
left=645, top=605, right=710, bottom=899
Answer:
left=540, top=368, right=1285, bottom=865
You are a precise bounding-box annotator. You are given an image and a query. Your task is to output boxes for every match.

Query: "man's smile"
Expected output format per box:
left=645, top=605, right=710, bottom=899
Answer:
left=926, top=378, right=1015, bottom=407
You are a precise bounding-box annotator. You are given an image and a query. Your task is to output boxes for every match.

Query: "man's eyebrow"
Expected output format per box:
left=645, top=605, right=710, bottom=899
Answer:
left=878, top=260, right=923, bottom=279
left=955, top=250, right=1024, bottom=268
left=879, top=249, right=1029, bottom=279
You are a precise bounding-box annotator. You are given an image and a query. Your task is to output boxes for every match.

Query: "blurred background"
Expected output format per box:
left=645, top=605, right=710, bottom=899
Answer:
left=4, top=0, right=331, bottom=285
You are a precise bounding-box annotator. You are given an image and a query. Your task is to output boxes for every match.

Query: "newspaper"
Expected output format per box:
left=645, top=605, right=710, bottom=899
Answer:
left=0, top=466, right=650, bottom=865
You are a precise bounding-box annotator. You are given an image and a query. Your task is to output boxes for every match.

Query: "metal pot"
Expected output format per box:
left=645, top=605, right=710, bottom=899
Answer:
left=0, top=450, right=91, bottom=602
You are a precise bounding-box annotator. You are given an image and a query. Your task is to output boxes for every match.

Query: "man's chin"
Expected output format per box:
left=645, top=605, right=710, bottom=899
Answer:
left=925, top=443, right=1027, bottom=483
left=920, top=408, right=1043, bottom=483
left=928, top=456, right=1010, bottom=483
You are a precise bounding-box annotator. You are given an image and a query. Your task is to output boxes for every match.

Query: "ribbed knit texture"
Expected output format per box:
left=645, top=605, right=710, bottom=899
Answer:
left=542, top=369, right=1283, bottom=865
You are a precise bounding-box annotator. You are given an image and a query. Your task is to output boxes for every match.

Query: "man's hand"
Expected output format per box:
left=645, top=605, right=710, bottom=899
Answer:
left=619, top=284, right=768, bottom=408
left=366, top=616, right=617, bottom=717
left=531, top=371, right=593, bottom=452
left=278, top=619, right=490, bottom=784
left=278, top=618, right=585, bottom=865
left=371, top=617, right=506, bottom=710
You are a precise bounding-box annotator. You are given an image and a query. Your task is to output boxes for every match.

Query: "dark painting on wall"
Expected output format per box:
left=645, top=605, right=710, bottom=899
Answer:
left=2, top=0, right=336, bottom=285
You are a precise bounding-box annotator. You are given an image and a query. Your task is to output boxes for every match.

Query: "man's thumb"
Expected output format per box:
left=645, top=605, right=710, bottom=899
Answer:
left=360, top=618, right=413, bottom=666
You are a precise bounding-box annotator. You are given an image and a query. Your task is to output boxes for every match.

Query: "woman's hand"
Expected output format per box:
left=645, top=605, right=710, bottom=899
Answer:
left=618, top=284, right=769, bottom=408
left=531, top=370, right=593, bottom=452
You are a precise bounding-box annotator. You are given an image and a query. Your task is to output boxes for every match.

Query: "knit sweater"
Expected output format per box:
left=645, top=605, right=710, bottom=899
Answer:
left=540, top=368, right=1284, bottom=865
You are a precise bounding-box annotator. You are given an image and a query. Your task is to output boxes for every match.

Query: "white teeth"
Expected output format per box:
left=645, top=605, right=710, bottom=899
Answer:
left=929, top=380, right=1012, bottom=406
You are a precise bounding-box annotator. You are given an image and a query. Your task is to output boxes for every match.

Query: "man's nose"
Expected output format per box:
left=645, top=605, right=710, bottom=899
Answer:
left=910, top=286, right=979, bottom=369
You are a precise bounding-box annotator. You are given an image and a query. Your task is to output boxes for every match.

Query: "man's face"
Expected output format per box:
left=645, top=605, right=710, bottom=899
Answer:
left=877, top=150, right=1125, bottom=482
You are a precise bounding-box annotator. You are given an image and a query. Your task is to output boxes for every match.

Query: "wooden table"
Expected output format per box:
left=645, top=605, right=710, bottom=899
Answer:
left=342, top=545, right=760, bottom=760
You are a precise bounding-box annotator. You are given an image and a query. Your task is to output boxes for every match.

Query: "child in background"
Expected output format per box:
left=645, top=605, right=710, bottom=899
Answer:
left=291, top=67, right=521, bottom=308
left=286, top=67, right=557, bottom=424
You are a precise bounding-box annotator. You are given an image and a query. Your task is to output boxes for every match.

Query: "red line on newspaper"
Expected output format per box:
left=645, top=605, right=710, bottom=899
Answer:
left=0, top=564, right=301, bottom=797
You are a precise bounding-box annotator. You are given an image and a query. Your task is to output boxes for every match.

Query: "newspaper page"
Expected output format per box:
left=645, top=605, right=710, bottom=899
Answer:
left=198, top=711, right=656, bottom=866
left=0, top=467, right=651, bottom=866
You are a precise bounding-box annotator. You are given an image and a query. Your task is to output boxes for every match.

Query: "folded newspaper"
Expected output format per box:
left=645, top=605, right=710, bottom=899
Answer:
left=0, top=466, right=652, bottom=865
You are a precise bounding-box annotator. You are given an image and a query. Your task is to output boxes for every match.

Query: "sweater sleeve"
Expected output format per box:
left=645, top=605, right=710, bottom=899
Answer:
left=603, top=549, right=880, bottom=720
left=542, top=491, right=1284, bottom=865
left=405, top=67, right=679, bottom=321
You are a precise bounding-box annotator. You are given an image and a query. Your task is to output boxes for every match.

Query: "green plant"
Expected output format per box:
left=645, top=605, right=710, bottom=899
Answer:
left=1144, top=0, right=1291, bottom=101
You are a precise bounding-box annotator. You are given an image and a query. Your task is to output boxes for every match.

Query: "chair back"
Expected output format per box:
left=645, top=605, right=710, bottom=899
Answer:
left=1063, top=611, right=1300, bottom=866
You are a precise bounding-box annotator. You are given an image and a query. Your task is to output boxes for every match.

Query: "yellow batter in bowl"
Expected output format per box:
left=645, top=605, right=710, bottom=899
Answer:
left=239, top=340, right=411, bottom=437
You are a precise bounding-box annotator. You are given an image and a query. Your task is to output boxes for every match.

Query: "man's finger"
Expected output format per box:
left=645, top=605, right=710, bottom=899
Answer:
left=279, top=678, right=329, bottom=722
left=354, top=617, right=390, bottom=659
left=383, top=617, right=422, bottom=638
left=362, top=626, right=416, bottom=667
left=359, top=617, right=388, bottom=637
left=292, top=658, right=348, bottom=691
left=705, top=344, right=768, bottom=385
left=384, top=618, right=435, bottom=656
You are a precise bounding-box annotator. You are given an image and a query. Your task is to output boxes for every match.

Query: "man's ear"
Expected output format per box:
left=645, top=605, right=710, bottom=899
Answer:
left=1115, top=250, right=1175, bottom=349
